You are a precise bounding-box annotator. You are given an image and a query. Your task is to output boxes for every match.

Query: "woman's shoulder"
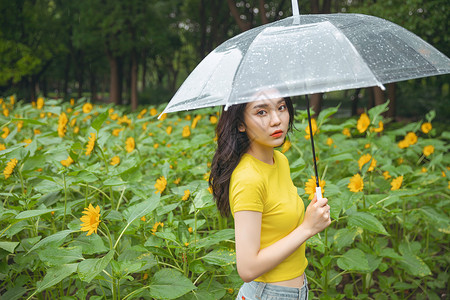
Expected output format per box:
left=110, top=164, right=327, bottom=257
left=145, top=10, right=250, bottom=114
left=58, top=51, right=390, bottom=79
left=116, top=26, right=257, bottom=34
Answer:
left=274, top=150, right=289, bottom=164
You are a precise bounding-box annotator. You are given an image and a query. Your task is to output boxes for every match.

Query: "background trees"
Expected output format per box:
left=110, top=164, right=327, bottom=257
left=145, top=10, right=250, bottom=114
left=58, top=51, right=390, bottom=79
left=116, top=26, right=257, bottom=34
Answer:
left=0, top=0, right=448, bottom=120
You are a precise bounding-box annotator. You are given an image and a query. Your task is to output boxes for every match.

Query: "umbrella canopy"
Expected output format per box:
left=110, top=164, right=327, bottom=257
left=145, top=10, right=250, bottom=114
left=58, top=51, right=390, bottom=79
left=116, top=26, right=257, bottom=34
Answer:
left=160, top=9, right=450, bottom=199
left=161, top=13, right=450, bottom=115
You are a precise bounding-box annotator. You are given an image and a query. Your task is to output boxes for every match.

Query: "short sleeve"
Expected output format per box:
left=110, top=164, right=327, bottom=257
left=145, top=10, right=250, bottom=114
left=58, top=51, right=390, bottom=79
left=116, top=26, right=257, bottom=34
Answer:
left=229, top=172, right=266, bottom=214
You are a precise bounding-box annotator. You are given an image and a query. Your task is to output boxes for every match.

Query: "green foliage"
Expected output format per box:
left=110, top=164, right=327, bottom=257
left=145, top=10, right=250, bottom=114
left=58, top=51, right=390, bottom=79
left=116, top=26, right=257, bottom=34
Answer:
left=0, top=97, right=449, bottom=299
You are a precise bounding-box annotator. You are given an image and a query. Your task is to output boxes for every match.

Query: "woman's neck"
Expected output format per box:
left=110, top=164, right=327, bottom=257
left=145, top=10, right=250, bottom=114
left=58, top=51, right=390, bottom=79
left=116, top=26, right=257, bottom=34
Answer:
left=246, top=146, right=274, bottom=165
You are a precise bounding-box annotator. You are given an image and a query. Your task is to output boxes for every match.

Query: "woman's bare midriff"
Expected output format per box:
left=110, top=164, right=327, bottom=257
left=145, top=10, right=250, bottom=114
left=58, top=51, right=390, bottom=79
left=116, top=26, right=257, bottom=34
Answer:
left=267, top=273, right=304, bottom=288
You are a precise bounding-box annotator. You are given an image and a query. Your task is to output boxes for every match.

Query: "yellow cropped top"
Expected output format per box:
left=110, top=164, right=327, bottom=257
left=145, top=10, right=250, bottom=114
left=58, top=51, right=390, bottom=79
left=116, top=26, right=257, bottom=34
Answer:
left=229, top=150, right=308, bottom=282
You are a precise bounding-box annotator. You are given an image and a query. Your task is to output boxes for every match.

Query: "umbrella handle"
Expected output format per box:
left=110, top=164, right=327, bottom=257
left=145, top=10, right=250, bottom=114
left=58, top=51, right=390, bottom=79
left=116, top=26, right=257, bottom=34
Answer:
left=316, top=187, right=323, bottom=201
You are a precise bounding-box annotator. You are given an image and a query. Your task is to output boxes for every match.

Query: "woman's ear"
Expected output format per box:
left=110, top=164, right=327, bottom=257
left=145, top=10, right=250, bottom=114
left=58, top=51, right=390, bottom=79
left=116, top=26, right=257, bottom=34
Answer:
left=238, top=123, right=246, bottom=132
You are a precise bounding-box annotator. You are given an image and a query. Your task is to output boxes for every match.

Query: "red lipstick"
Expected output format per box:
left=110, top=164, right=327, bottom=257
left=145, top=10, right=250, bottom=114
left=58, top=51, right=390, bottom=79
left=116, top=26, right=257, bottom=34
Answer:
left=271, top=130, right=283, bottom=138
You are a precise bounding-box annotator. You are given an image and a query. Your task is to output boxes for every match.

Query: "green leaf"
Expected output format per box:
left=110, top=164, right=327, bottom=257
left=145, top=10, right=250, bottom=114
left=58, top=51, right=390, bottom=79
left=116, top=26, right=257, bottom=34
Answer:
left=15, top=208, right=60, bottom=219
left=196, top=229, right=235, bottom=249
left=11, top=117, right=46, bottom=125
left=91, top=109, right=109, bottom=131
left=36, top=263, right=78, bottom=293
left=368, top=101, right=389, bottom=124
left=189, top=189, right=214, bottom=213
left=0, top=241, right=19, bottom=253
left=201, top=248, right=236, bottom=266
left=38, top=247, right=83, bottom=266
left=27, top=230, right=76, bottom=254
left=337, top=248, right=370, bottom=272
left=123, top=195, right=160, bottom=224
left=399, top=252, right=431, bottom=277
left=77, top=250, right=114, bottom=283
left=333, top=228, right=361, bottom=251
left=348, top=212, right=389, bottom=235
left=318, top=106, right=339, bottom=125
left=73, top=234, right=109, bottom=255
left=148, top=268, right=196, bottom=299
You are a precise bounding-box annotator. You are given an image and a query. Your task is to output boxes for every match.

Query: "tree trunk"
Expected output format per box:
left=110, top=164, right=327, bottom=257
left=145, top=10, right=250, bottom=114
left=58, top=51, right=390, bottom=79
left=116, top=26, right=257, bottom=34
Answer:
left=322, top=0, right=332, bottom=13
left=76, top=51, right=84, bottom=100
left=367, top=87, right=374, bottom=109
left=258, top=0, right=268, bottom=24
left=310, top=0, right=319, bottom=13
left=141, top=51, right=146, bottom=92
left=351, top=88, right=361, bottom=116
left=227, top=0, right=251, bottom=31
left=108, top=55, right=120, bottom=104
left=373, top=86, right=385, bottom=106
left=63, top=53, right=70, bottom=100
left=386, top=83, right=396, bottom=120
left=90, top=67, right=97, bottom=102
left=130, top=49, right=138, bottom=111
left=310, top=93, right=323, bottom=117
left=42, top=76, right=48, bottom=97
left=117, top=56, right=123, bottom=105
left=29, top=76, right=37, bottom=103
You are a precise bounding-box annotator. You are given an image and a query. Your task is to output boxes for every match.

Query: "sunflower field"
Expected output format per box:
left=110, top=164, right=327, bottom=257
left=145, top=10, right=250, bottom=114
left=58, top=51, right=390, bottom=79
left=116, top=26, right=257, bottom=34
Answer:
left=0, top=96, right=449, bottom=299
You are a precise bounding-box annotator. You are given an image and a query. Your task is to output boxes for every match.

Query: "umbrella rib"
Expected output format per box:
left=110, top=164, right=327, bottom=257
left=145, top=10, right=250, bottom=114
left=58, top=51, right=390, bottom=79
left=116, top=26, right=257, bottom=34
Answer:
left=327, top=21, right=386, bottom=91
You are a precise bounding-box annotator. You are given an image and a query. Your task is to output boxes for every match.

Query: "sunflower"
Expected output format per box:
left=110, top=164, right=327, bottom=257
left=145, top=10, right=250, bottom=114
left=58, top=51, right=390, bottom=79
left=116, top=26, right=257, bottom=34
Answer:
left=404, top=132, right=418, bottom=145
left=1, top=127, right=10, bottom=139
left=61, top=156, right=74, bottom=167
left=150, top=108, right=157, bottom=116
left=166, top=126, right=173, bottom=135
left=85, top=133, right=96, bottom=155
left=151, top=222, right=164, bottom=235
left=82, top=103, right=93, bottom=114
left=125, top=137, right=135, bottom=153
left=80, top=204, right=101, bottom=236
left=3, top=158, right=18, bottom=179
left=421, top=122, right=432, bottom=134
left=154, top=176, right=167, bottom=194
left=182, top=126, right=191, bottom=138
left=423, top=145, right=434, bottom=157
left=281, top=140, right=291, bottom=153
left=348, top=174, right=364, bottom=193
left=372, top=121, right=384, bottom=133
left=383, top=171, right=391, bottom=180
left=304, top=175, right=326, bottom=200
left=110, top=156, right=120, bottom=166
left=57, top=112, right=69, bottom=137
left=182, top=190, right=190, bottom=201
left=342, top=128, right=351, bottom=137
left=356, top=113, right=370, bottom=133
left=191, top=115, right=202, bottom=129
left=398, top=139, right=409, bottom=149
left=304, top=118, right=318, bottom=140
left=37, top=97, right=45, bottom=109
left=358, top=154, right=376, bottom=172
left=210, top=115, right=218, bottom=124
left=390, top=176, right=403, bottom=191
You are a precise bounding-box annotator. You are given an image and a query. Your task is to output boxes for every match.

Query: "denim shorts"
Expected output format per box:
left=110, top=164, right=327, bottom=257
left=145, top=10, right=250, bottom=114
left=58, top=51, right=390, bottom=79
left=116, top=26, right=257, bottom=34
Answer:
left=236, top=276, right=308, bottom=300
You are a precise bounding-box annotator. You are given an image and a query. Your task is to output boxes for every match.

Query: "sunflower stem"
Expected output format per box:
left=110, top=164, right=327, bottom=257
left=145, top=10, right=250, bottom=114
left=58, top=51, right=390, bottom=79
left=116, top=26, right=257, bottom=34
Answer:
left=98, top=146, right=115, bottom=208
left=62, top=172, right=68, bottom=230
left=100, top=223, right=114, bottom=250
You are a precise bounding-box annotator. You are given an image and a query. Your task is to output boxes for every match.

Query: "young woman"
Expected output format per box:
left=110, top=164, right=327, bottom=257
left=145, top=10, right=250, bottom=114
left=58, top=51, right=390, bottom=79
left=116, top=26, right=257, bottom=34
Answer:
left=209, top=89, right=331, bottom=300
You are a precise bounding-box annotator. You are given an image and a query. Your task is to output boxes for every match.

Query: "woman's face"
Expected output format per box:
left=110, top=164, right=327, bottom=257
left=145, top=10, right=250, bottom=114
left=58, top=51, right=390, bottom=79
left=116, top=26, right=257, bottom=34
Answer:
left=239, top=90, right=290, bottom=153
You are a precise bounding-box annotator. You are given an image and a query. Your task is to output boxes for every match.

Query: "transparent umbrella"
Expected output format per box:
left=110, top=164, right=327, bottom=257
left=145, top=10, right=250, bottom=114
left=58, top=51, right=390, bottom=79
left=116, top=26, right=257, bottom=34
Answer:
left=160, top=1, right=450, bottom=198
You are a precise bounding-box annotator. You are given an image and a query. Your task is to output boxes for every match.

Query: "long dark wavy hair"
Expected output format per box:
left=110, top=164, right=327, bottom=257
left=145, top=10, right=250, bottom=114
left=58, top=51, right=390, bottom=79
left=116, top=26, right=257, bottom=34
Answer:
left=209, top=97, right=295, bottom=217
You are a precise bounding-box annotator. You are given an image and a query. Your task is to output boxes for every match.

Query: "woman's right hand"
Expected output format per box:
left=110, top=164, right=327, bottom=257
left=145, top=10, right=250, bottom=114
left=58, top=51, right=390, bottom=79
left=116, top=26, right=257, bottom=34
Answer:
left=302, top=194, right=331, bottom=237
